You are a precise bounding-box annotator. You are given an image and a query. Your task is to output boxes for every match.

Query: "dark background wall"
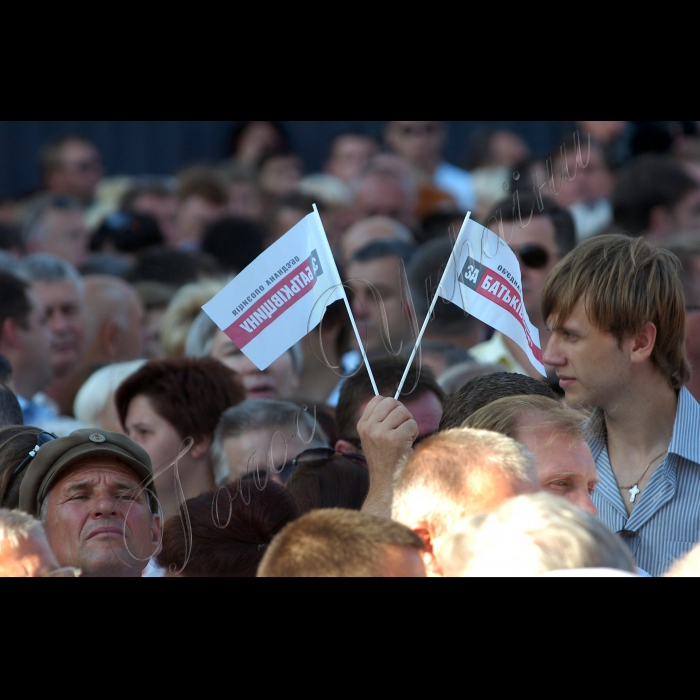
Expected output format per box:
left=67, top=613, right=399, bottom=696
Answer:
left=0, top=121, right=571, bottom=198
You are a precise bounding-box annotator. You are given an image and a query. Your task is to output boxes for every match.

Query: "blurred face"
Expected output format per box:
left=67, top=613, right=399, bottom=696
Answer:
left=341, top=219, right=404, bottom=265
left=0, top=533, right=59, bottom=577
left=258, top=155, right=303, bottom=197
left=223, top=427, right=308, bottom=483
left=175, top=195, right=227, bottom=246
left=354, top=173, right=413, bottom=226
left=489, top=131, right=531, bottom=169
left=268, top=206, right=306, bottom=247
left=32, top=278, right=85, bottom=378
left=516, top=416, right=599, bottom=515
left=39, top=208, right=89, bottom=266
left=43, top=457, right=160, bottom=577
left=51, top=140, right=104, bottom=203
left=210, top=330, right=299, bottom=399
left=227, top=180, right=264, bottom=222
left=493, top=215, right=560, bottom=326
left=670, top=187, right=700, bottom=233
left=543, top=299, right=633, bottom=410
left=14, top=289, right=52, bottom=396
left=552, top=144, right=613, bottom=207
left=115, top=296, right=145, bottom=361
left=326, top=135, right=378, bottom=183
left=142, top=307, right=166, bottom=360
left=132, top=192, right=178, bottom=245
left=384, top=121, right=445, bottom=171
left=235, top=122, right=284, bottom=165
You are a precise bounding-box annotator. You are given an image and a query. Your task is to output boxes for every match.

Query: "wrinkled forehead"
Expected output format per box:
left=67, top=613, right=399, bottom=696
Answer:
left=54, top=457, right=141, bottom=489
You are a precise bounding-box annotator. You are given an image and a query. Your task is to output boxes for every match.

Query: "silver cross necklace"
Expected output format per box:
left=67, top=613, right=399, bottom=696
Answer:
left=617, top=450, right=667, bottom=503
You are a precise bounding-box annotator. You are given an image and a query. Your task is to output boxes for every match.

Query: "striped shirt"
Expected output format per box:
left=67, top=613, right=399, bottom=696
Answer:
left=589, top=387, right=700, bottom=577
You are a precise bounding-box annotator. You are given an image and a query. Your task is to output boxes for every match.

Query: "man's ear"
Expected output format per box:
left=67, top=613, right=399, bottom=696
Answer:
left=99, top=320, right=119, bottom=361
left=412, top=525, right=444, bottom=577
left=630, top=321, right=657, bottom=364
left=190, top=433, right=213, bottom=460
left=648, top=205, right=672, bottom=236
left=1, top=317, right=22, bottom=349
left=150, top=513, right=162, bottom=556
left=335, top=438, right=361, bottom=455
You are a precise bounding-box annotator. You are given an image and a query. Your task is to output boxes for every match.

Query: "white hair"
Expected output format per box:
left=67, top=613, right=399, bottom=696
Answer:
left=73, top=359, right=147, bottom=428
left=15, top=252, right=84, bottom=296
left=0, top=508, right=47, bottom=549
left=438, top=493, right=636, bottom=577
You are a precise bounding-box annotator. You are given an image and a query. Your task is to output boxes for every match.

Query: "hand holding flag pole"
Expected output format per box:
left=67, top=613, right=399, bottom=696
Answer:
left=393, top=212, right=472, bottom=399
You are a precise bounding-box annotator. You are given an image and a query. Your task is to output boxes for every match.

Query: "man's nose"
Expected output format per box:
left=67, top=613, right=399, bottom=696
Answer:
left=575, top=490, right=599, bottom=517
left=542, top=335, right=562, bottom=366
left=92, top=494, right=119, bottom=517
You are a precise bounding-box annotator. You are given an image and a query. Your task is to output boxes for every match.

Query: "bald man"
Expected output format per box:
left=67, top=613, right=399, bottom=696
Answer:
left=82, top=275, right=145, bottom=365
left=340, top=216, right=414, bottom=266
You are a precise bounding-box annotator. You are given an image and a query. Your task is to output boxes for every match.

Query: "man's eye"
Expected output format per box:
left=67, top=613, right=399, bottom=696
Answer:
left=70, top=494, right=88, bottom=500
left=549, top=481, right=569, bottom=489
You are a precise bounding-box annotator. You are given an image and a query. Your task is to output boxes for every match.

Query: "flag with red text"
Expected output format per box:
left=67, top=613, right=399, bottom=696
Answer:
left=438, top=217, right=546, bottom=376
left=202, top=210, right=343, bottom=370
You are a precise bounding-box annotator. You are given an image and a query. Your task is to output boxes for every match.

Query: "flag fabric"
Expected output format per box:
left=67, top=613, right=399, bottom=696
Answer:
left=202, top=210, right=343, bottom=370
left=438, top=217, right=547, bottom=376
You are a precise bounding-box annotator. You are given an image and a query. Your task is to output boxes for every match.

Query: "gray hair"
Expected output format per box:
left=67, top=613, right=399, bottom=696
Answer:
left=211, top=399, right=329, bottom=484
left=392, top=427, right=537, bottom=539
left=20, top=193, right=83, bottom=246
left=0, top=508, right=47, bottom=549
left=438, top=493, right=636, bottom=576
left=185, top=309, right=304, bottom=374
left=73, top=359, right=147, bottom=428
left=15, top=252, right=84, bottom=295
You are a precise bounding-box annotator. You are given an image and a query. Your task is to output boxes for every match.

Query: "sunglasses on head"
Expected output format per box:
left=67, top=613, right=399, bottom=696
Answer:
left=290, top=447, right=367, bottom=469
left=12, top=431, right=58, bottom=478
left=512, top=244, right=552, bottom=270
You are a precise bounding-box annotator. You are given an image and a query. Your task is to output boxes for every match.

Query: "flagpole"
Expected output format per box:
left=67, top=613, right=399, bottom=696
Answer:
left=393, top=211, right=472, bottom=400
left=312, top=204, right=379, bottom=395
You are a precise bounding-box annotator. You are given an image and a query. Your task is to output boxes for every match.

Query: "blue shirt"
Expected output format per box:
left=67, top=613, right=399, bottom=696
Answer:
left=589, top=387, right=700, bottom=577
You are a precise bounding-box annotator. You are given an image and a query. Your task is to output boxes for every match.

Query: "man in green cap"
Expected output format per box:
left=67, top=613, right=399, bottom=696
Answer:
left=16, top=428, right=161, bottom=577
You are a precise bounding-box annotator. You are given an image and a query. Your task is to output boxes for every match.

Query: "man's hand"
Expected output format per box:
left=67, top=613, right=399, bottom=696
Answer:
left=357, top=396, right=418, bottom=518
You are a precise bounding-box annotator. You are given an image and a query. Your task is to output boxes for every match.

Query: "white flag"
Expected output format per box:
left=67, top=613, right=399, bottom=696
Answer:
left=202, top=210, right=343, bottom=370
left=439, top=217, right=546, bottom=376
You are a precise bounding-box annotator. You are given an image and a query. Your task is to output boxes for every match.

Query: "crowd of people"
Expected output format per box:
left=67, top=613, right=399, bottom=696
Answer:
left=1, top=119, right=700, bottom=577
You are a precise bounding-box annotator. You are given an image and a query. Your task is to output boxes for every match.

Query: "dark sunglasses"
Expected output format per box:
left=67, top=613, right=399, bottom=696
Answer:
left=399, top=123, right=439, bottom=136
left=290, top=447, right=367, bottom=469
left=513, top=244, right=552, bottom=270
left=12, top=431, right=58, bottom=477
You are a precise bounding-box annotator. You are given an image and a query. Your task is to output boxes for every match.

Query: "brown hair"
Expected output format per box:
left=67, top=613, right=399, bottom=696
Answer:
left=156, top=478, right=300, bottom=577
left=257, top=508, right=424, bottom=577
left=285, top=454, right=369, bottom=513
left=0, top=425, right=44, bottom=510
left=115, top=357, right=245, bottom=442
left=176, top=166, right=228, bottom=206
left=542, top=234, right=689, bottom=389
left=336, top=356, right=445, bottom=442
left=439, top=372, right=556, bottom=431
left=0, top=272, right=31, bottom=334
left=462, top=395, right=588, bottom=442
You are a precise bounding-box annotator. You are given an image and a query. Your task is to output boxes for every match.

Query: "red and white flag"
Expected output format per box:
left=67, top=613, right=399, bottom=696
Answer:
left=438, top=216, right=546, bottom=376
left=202, top=209, right=343, bottom=370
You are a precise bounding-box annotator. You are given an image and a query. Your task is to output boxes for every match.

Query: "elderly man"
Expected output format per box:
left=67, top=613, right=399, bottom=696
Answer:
left=0, top=508, right=67, bottom=577
left=340, top=216, right=414, bottom=266
left=15, top=254, right=86, bottom=417
left=20, top=194, right=89, bottom=267
left=15, top=428, right=161, bottom=577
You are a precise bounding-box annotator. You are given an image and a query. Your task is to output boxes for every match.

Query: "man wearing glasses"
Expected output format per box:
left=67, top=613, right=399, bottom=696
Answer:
left=470, top=194, right=576, bottom=386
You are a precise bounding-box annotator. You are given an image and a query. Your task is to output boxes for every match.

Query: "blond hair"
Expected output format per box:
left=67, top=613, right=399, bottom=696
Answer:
left=462, top=395, right=588, bottom=443
left=257, top=508, right=424, bottom=577
left=391, top=428, right=536, bottom=539
left=160, top=279, right=227, bottom=358
left=542, top=234, right=689, bottom=388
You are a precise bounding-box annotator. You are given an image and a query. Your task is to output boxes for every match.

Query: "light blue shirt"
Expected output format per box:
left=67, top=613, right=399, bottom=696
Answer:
left=433, top=162, right=476, bottom=212
left=589, top=387, right=700, bottom=577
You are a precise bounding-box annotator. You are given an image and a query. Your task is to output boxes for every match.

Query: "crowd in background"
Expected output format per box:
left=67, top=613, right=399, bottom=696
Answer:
left=1, top=120, right=700, bottom=577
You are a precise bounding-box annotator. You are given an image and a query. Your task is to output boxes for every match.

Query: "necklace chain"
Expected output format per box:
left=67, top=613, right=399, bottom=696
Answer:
left=617, top=450, right=667, bottom=490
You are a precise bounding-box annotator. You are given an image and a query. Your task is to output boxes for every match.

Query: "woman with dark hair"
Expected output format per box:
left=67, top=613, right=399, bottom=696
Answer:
left=284, top=450, right=369, bottom=514
left=156, top=477, right=300, bottom=577
left=0, top=425, right=49, bottom=510
left=115, top=357, right=246, bottom=520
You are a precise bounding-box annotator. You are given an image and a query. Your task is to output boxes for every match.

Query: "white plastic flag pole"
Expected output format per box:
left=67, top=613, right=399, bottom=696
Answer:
left=312, top=204, right=379, bottom=396
left=394, top=211, right=472, bottom=400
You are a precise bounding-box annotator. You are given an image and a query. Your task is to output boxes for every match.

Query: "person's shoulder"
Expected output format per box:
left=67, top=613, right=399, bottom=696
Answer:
left=435, top=161, right=472, bottom=181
